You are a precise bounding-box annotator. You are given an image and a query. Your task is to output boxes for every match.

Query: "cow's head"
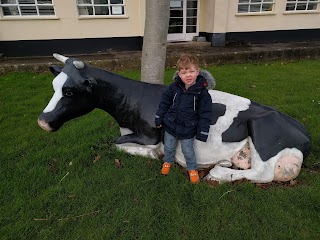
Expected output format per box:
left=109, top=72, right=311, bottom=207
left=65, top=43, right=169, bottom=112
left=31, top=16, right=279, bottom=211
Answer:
left=38, top=53, right=98, bottom=131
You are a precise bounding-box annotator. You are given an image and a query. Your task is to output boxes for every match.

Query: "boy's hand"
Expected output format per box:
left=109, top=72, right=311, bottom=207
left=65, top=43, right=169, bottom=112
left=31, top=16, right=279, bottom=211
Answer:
left=156, top=125, right=162, bottom=128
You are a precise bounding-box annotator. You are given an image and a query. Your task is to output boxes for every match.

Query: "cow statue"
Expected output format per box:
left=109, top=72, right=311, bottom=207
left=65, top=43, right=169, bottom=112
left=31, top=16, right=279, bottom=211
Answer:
left=38, top=53, right=311, bottom=183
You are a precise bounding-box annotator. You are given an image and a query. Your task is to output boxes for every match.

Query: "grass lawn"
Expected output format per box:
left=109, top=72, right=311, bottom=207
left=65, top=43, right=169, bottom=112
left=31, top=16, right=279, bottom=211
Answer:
left=0, top=60, right=319, bottom=239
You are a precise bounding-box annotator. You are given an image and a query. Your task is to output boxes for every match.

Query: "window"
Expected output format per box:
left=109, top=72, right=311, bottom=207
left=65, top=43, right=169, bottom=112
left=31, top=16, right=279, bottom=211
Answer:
left=238, top=0, right=275, bottom=13
left=77, top=0, right=125, bottom=16
left=0, top=0, right=55, bottom=16
left=286, top=0, right=319, bottom=11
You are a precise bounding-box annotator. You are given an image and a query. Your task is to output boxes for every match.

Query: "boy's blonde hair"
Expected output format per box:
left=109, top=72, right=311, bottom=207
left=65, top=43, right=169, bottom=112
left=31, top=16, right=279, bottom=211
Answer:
left=176, top=53, right=200, bottom=70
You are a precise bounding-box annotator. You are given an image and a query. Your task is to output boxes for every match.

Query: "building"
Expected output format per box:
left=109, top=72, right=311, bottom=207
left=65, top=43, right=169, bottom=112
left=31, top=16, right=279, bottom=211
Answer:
left=0, top=0, right=320, bottom=57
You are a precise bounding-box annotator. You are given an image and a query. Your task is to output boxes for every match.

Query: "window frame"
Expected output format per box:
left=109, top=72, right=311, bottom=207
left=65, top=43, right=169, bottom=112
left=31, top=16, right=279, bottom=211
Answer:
left=237, top=0, right=276, bottom=15
left=77, top=0, right=126, bottom=18
left=285, top=0, right=320, bottom=13
left=0, top=0, right=56, bottom=18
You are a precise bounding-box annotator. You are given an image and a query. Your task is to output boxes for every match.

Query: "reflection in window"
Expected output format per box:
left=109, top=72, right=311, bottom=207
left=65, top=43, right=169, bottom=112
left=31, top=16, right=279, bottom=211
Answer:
left=238, top=0, right=275, bottom=13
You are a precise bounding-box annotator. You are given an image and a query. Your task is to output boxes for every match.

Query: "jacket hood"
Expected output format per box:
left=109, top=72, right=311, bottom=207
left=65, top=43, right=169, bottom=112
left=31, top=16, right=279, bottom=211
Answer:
left=172, top=69, right=216, bottom=90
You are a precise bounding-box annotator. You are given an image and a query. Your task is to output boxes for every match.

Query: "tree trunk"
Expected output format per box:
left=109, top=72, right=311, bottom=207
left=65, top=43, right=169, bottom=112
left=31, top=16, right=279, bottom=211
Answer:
left=141, top=0, right=170, bottom=84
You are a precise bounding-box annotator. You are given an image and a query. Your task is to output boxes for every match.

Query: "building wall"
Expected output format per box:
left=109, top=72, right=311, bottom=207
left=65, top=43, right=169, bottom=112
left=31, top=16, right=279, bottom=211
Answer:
left=199, top=0, right=320, bottom=46
left=226, top=0, right=320, bottom=32
left=0, top=0, right=145, bottom=56
left=1, top=0, right=320, bottom=56
left=0, top=0, right=144, bottom=41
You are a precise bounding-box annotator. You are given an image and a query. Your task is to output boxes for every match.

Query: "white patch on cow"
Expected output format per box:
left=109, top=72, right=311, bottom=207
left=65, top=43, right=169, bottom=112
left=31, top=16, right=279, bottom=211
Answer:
left=119, top=127, right=133, bottom=136
left=43, top=72, right=68, bottom=113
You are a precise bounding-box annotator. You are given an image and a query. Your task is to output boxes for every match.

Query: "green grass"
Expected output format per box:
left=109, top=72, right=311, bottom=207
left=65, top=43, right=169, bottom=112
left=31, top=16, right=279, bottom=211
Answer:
left=0, top=60, right=320, bottom=239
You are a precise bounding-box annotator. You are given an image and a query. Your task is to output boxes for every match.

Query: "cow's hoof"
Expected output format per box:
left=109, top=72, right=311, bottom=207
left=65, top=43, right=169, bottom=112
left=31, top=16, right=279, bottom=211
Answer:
left=273, top=155, right=302, bottom=182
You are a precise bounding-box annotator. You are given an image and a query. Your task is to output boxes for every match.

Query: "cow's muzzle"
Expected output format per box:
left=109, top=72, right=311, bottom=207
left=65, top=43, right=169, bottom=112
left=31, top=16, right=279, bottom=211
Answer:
left=38, top=118, right=54, bottom=132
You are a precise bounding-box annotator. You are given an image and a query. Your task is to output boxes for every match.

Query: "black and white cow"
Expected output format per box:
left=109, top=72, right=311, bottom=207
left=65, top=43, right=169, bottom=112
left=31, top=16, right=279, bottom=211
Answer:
left=38, top=53, right=311, bottom=183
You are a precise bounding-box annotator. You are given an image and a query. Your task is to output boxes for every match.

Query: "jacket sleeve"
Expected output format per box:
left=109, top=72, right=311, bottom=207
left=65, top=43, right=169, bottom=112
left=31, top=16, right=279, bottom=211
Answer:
left=155, top=85, right=174, bottom=126
left=196, top=89, right=213, bottom=142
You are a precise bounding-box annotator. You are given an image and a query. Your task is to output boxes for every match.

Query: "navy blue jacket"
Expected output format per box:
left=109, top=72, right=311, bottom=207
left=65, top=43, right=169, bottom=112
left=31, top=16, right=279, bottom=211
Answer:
left=155, top=75, right=213, bottom=142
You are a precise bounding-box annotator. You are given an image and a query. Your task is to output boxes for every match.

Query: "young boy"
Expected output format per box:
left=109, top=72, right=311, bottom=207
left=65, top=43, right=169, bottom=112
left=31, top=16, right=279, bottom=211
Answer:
left=155, top=53, right=213, bottom=184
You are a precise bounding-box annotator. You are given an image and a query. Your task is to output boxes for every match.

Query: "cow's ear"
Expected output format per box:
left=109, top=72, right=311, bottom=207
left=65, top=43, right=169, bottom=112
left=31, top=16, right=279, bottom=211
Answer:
left=49, top=65, right=63, bottom=76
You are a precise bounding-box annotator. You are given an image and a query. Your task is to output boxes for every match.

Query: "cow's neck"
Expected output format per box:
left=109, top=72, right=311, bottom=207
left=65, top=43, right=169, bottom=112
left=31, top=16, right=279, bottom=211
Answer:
left=92, top=70, right=158, bottom=123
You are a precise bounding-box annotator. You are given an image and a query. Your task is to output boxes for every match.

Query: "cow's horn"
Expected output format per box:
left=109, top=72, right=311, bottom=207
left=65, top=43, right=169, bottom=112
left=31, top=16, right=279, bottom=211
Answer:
left=73, top=60, right=85, bottom=70
left=53, top=53, right=69, bottom=63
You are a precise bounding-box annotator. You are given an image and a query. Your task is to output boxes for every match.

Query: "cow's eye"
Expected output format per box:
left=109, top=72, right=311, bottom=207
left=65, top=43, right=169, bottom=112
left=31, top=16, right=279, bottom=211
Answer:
left=65, top=91, right=73, bottom=97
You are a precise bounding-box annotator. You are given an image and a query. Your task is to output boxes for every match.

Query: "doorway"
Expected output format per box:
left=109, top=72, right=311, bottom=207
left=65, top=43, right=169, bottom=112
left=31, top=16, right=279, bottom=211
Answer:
left=168, top=0, right=199, bottom=42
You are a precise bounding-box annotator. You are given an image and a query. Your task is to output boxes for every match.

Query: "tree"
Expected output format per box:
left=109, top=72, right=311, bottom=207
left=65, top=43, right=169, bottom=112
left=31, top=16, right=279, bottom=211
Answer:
left=141, top=0, right=170, bottom=84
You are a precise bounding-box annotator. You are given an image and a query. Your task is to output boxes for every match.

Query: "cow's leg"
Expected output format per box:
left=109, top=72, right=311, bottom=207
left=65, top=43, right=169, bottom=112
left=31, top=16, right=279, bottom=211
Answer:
left=207, top=154, right=302, bottom=183
left=116, top=127, right=163, bottom=158
left=206, top=137, right=274, bottom=183
left=206, top=165, right=274, bottom=183
left=115, top=142, right=163, bottom=159
left=116, top=133, right=159, bottom=145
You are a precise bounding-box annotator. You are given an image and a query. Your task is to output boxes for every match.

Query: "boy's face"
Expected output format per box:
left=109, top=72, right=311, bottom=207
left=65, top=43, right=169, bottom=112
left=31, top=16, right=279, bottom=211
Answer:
left=178, top=65, right=199, bottom=89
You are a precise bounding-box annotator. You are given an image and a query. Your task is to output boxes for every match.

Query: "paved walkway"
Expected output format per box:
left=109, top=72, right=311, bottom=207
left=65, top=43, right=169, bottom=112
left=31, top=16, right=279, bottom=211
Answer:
left=1, top=41, right=320, bottom=74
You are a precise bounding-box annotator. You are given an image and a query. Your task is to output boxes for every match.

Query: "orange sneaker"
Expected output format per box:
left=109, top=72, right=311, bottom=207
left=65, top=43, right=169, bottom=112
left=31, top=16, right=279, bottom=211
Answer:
left=188, top=170, right=199, bottom=184
left=161, top=162, right=172, bottom=175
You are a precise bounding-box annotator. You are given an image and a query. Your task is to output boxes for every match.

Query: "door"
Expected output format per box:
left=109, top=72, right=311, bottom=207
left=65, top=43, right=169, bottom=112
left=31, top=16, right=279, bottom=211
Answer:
left=168, top=0, right=199, bottom=42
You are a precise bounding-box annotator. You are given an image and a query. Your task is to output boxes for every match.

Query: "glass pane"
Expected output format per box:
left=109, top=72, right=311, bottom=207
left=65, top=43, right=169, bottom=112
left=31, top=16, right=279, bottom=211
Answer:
left=37, top=0, right=52, bottom=4
left=187, top=8, right=197, bottom=16
left=2, top=6, right=19, bottom=15
left=170, top=9, right=183, bottom=17
left=186, top=17, right=196, bottom=25
left=239, top=0, right=249, bottom=3
left=20, top=6, right=37, bottom=15
left=18, top=0, right=35, bottom=3
left=286, top=3, right=295, bottom=10
left=94, top=6, right=109, bottom=14
left=169, top=17, right=183, bottom=26
left=111, top=6, right=124, bottom=14
left=296, top=3, right=307, bottom=10
left=1, top=0, right=17, bottom=4
left=238, top=4, right=249, bottom=12
left=168, top=26, right=183, bottom=33
left=249, top=4, right=261, bottom=12
left=78, top=0, right=92, bottom=4
left=307, top=3, right=318, bottom=10
left=78, top=6, right=93, bottom=15
left=187, top=0, right=197, bottom=8
left=94, top=0, right=107, bottom=4
left=262, top=3, right=273, bottom=11
left=170, top=0, right=182, bottom=8
left=38, top=6, right=54, bottom=15
left=186, top=26, right=196, bottom=33
left=251, top=0, right=262, bottom=2
left=110, top=0, right=123, bottom=4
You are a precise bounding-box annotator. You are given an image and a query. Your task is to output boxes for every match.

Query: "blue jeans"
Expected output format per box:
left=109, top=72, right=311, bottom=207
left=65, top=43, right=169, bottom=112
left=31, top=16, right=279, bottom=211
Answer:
left=163, top=131, right=198, bottom=171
